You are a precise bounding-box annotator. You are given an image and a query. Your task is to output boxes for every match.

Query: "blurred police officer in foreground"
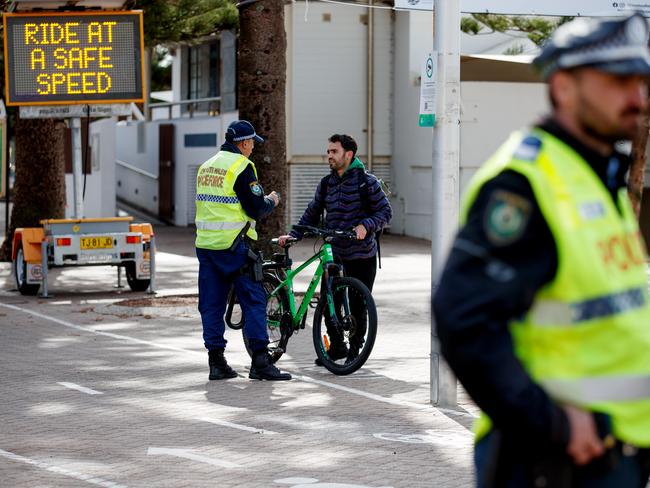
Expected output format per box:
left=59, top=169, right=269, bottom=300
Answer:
left=196, top=120, right=291, bottom=381
left=433, top=13, right=650, bottom=487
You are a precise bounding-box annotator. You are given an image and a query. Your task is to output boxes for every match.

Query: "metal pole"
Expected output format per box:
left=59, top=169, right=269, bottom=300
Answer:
left=367, top=0, right=374, bottom=171
left=431, top=0, right=460, bottom=408
left=4, top=109, right=9, bottom=241
left=40, top=239, right=49, bottom=298
left=147, top=235, right=156, bottom=294
left=116, top=266, right=124, bottom=288
left=71, top=117, right=84, bottom=219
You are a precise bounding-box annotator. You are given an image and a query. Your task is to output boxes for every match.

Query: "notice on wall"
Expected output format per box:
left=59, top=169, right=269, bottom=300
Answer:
left=419, top=53, right=435, bottom=127
left=395, top=0, right=650, bottom=16
left=3, top=11, right=144, bottom=106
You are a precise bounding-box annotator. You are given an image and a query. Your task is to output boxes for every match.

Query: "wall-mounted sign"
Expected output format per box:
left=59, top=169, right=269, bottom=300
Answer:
left=3, top=11, right=144, bottom=106
left=394, top=0, right=650, bottom=16
left=419, top=53, right=435, bottom=127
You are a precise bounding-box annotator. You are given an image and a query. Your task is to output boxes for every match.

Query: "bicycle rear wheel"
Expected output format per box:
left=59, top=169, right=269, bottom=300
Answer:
left=312, top=277, right=377, bottom=375
left=243, top=272, right=291, bottom=363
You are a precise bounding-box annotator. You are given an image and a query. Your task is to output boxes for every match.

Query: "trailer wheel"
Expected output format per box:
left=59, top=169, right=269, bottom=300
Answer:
left=125, top=262, right=150, bottom=292
left=14, top=243, right=40, bottom=296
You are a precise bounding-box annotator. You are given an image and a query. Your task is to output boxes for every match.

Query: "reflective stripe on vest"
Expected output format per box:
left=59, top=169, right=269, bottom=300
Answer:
left=196, top=194, right=240, bottom=204
left=196, top=220, right=257, bottom=231
left=462, top=129, right=650, bottom=447
left=541, top=375, right=650, bottom=404
left=529, top=286, right=648, bottom=326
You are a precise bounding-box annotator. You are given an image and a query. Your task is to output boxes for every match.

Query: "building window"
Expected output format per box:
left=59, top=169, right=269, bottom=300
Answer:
left=188, top=45, right=201, bottom=100
left=209, top=42, right=220, bottom=98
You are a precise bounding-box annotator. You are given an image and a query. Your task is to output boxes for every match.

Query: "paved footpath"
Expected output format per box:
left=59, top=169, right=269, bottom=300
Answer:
left=0, top=226, right=476, bottom=488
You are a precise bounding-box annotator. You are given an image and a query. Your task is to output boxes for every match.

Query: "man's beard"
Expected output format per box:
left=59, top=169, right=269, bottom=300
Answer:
left=578, top=95, right=640, bottom=143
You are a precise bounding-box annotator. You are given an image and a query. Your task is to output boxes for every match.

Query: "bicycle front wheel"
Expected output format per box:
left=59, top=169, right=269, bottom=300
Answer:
left=313, top=277, right=377, bottom=375
left=243, top=272, right=291, bottom=363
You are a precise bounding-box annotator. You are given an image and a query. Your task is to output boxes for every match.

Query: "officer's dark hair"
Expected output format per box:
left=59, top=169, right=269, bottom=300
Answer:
left=329, top=134, right=357, bottom=159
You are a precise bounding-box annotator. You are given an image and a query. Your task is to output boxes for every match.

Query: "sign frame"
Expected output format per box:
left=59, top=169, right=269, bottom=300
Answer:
left=394, top=0, right=650, bottom=16
left=3, top=10, right=145, bottom=106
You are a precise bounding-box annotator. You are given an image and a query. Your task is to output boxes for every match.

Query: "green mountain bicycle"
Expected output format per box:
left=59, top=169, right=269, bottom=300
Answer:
left=225, top=225, right=378, bottom=375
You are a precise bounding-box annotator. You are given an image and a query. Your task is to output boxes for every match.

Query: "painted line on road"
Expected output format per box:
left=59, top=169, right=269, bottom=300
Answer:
left=294, top=374, right=433, bottom=412
left=147, top=447, right=239, bottom=468
left=0, top=303, right=203, bottom=357
left=0, top=302, right=474, bottom=419
left=0, top=448, right=127, bottom=488
left=199, top=417, right=278, bottom=435
left=58, top=382, right=104, bottom=395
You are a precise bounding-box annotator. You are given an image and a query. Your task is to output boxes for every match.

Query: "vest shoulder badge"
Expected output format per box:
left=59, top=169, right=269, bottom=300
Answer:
left=513, top=135, right=542, bottom=162
left=249, top=181, right=263, bottom=197
left=484, top=190, right=532, bottom=246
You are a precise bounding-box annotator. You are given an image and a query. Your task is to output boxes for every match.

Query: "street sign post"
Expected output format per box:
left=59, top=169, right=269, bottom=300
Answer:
left=3, top=9, right=144, bottom=219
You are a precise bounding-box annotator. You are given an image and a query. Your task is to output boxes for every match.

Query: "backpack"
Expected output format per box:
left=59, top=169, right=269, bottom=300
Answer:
left=318, top=169, right=391, bottom=268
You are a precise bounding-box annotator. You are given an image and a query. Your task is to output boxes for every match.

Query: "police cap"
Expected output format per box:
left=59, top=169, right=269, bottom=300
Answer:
left=533, top=13, right=650, bottom=79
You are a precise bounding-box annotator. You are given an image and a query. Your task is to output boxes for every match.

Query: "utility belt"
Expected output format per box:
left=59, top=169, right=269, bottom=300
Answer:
left=481, top=414, right=650, bottom=487
left=228, top=221, right=263, bottom=282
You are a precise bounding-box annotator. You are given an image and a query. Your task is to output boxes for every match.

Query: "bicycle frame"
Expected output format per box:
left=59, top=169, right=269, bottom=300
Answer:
left=268, top=242, right=342, bottom=330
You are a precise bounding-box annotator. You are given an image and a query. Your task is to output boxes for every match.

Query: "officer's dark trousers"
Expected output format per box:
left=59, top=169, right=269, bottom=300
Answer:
left=475, top=431, right=650, bottom=488
left=196, top=241, right=268, bottom=353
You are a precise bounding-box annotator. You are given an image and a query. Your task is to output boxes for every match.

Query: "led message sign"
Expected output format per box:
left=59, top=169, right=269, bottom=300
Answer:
left=4, top=11, right=144, bottom=106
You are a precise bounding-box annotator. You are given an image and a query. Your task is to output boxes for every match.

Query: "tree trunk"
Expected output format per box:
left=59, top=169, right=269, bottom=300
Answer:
left=629, top=110, right=649, bottom=219
left=238, top=0, right=287, bottom=253
left=0, top=117, right=66, bottom=261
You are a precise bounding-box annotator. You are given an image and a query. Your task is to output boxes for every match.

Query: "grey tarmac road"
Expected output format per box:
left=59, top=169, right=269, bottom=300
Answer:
left=0, top=225, right=476, bottom=488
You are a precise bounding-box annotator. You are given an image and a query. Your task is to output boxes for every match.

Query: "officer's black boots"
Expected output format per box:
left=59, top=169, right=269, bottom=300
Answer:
left=249, top=350, right=292, bottom=381
left=314, top=340, right=348, bottom=366
left=208, top=348, right=237, bottom=380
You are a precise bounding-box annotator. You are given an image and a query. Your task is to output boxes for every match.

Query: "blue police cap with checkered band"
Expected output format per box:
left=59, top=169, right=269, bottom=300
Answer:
left=533, top=13, right=650, bottom=80
left=226, top=120, right=264, bottom=143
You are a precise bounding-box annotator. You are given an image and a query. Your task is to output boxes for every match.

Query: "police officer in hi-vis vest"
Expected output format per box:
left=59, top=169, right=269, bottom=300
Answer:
left=196, top=120, right=291, bottom=381
left=433, top=13, right=650, bottom=487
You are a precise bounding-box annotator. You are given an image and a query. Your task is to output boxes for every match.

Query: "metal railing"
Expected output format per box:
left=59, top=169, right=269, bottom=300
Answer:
left=148, top=96, right=222, bottom=120
left=115, top=159, right=158, bottom=180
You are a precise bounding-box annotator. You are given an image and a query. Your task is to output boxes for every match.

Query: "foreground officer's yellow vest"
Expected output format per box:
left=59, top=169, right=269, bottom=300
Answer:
left=195, top=150, right=258, bottom=250
left=462, top=129, right=650, bottom=447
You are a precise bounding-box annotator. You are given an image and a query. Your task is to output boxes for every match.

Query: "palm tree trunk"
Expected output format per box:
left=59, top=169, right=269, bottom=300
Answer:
left=237, top=0, right=287, bottom=252
left=0, top=117, right=66, bottom=261
left=629, top=110, right=649, bottom=218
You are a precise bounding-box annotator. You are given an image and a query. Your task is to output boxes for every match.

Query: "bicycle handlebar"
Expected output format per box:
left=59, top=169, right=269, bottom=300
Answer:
left=292, top=225, right=357, bottom=240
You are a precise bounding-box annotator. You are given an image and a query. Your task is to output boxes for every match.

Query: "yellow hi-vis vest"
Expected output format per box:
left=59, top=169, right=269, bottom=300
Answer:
left=195, top=150, right=258, bottom=250
left=462, top=129, right=650, bottom=447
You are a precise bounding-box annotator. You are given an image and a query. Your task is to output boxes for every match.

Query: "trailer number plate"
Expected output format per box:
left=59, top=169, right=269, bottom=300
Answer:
left=80, top=236, right=114, bottom=250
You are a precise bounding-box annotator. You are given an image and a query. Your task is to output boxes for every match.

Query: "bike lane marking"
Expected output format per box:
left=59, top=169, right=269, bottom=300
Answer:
left=0, top=448, right=127, bottom=488
left=0, top=302, right=471, bottom=420
left=58, top=382, right=103, bottom=395
left=147, top=447, right=240, bottom=468
left=198, top=417, right=279, bottom=435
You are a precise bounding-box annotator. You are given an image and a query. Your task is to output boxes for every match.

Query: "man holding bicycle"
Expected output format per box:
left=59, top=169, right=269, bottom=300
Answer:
left=196, top=120, right=291, bottom=381
left=279, top=134, right=392, bottom=364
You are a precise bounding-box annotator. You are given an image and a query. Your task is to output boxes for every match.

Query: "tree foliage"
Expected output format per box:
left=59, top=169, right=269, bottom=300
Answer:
left=460, top=14, right=572, bottom=46
left=135, top=0, right=238, bottom=46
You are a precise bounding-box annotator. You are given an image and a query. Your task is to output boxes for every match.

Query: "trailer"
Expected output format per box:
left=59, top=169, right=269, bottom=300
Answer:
left=12, top=217, right=155, bottom=296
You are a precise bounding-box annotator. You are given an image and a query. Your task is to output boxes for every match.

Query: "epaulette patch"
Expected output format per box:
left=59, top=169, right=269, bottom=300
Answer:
left=513, top=135, right=542, bottom=162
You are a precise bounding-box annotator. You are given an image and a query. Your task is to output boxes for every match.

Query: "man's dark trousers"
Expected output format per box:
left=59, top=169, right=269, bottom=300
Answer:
left=196, top=240, right=268, bottom=352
